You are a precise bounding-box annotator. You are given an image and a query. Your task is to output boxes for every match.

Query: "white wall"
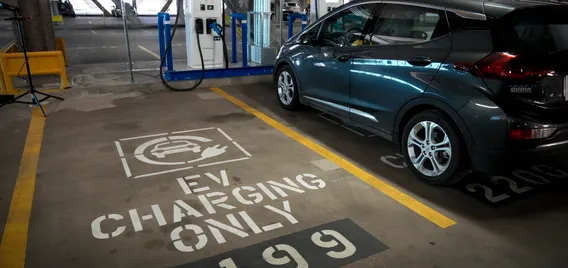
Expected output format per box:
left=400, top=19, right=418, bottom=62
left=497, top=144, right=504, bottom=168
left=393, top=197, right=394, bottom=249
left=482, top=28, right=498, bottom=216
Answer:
left=69, top=0, right=103, bottom=15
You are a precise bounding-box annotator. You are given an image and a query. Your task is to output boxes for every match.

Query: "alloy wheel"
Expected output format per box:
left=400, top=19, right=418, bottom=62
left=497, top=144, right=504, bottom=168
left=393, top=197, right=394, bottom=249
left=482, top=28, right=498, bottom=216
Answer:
left=278, top=71, right=294, bottom=105
left=406, top=121, right=452, bottom=177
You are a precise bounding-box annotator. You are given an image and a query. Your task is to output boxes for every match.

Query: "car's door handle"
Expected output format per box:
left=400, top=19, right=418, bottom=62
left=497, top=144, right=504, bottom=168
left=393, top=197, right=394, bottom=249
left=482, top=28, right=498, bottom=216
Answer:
left=336, top=55, right=352, bottom=62
left=407, top=57, right=432, bottom=66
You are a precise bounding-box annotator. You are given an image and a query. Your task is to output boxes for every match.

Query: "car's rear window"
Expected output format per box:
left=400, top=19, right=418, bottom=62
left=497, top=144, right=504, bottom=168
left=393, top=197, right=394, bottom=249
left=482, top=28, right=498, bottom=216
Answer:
left=496, top=6, right=568, bottom=54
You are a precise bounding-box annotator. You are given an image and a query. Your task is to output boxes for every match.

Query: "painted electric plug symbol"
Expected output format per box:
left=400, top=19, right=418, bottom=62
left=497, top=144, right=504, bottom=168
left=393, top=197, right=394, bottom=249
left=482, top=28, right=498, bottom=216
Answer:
left=201, top=145, right=228, bottom=159
left=184, top=144, right=228, bottom=164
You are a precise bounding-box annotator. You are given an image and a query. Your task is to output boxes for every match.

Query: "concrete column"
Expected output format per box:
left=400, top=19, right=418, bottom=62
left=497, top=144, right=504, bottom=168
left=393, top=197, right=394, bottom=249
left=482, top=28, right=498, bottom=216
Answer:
left=18, top=0, right=56, bottom=52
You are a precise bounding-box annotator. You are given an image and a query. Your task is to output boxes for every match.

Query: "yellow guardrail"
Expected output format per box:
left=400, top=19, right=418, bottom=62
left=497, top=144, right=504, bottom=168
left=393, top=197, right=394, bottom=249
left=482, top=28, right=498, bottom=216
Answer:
left=0, top=39, right=69, bottom=95
left=0, top=51, right=69, bottom=95
left=0, top=41, right=17, bottom=94
left=56, top=38, right=69, bottom=66
left=52, top=15, right=63, bottom=23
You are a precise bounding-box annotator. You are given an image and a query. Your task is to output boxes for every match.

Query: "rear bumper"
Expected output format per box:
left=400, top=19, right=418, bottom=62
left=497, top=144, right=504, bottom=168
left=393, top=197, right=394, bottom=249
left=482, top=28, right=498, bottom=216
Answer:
left=472, top=139, right=568, bottom=172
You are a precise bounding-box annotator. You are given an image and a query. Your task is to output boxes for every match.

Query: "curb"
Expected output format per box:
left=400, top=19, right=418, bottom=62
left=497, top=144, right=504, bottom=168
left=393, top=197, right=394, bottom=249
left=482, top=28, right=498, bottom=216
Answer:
left=64, top=75, right=273, bottom=96
left=55, top=24, right=186, bottom=30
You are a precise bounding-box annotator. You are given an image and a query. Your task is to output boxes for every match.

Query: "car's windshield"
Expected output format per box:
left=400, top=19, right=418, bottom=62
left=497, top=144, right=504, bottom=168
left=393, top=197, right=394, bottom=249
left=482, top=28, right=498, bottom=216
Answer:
left=498, top=6, right=568, bottom=54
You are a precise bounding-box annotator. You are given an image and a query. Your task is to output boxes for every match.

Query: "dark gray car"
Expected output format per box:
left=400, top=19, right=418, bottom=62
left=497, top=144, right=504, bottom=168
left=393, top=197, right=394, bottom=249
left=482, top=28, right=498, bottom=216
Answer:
left=273, top=0, right=568, bottom=185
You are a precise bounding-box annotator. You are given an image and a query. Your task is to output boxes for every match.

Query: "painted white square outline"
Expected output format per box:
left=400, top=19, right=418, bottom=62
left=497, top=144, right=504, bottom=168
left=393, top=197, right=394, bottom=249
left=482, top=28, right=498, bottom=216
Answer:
left=115, top=127, right=252, bottom=179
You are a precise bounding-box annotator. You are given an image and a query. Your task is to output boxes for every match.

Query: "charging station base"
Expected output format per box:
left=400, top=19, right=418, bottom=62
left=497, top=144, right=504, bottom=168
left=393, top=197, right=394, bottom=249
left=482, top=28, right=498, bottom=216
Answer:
left=164, top=66, right=274, bottom=81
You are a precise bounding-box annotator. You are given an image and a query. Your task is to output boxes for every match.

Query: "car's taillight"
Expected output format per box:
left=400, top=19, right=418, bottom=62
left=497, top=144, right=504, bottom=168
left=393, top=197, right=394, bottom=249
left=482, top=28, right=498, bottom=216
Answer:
left=509, top=128, right=557, bottom=140
left=478, top=52, right=558, bottom=79
left=454, top=52, right=557, bottom=79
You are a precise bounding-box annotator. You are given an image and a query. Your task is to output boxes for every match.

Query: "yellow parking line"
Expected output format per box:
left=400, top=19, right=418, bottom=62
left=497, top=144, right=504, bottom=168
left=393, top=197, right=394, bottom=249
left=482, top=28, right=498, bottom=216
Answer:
left=211, top=87, right=457, bottom=229
left=0, top=108, right=46, bottom=268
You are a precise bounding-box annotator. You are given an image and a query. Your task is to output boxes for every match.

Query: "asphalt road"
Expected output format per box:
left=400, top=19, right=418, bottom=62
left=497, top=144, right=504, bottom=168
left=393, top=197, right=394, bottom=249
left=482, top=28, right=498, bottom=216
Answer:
left=0, top=16, right=304, bottom=67
left=57, top=28, right=189, bottom=66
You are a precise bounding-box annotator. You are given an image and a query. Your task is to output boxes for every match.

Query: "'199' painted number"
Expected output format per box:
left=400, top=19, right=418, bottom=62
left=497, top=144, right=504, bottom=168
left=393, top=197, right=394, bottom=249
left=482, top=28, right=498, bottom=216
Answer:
left=218, top=229, right=356, bottom=267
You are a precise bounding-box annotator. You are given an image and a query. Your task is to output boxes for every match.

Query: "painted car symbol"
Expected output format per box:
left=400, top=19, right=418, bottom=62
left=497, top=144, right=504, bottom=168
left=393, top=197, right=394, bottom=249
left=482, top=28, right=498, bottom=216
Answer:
left=150, top=140, right=201, bottom=159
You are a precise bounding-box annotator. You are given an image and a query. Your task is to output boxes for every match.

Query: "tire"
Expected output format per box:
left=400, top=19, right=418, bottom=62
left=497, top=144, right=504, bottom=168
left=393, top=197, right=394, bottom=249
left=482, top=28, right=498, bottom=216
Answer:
left=276, top=65, right=302, bottom=110
left=401, top=110, right=470, bottom=186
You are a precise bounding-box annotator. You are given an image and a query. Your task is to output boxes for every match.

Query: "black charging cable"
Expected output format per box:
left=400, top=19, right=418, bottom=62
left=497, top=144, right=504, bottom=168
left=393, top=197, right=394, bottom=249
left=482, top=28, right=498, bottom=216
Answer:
left=159, top=0, right=205, bottom=91
left=218, top=31, right=229, bottom=69
left=221, top=1, right=229, bottom=69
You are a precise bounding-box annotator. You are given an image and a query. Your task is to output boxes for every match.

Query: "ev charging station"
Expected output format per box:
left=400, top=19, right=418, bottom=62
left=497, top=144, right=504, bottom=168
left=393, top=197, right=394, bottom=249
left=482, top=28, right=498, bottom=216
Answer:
left=157, top=0, right=318, bottom=84
left=184, top=0, right=225, bottom=69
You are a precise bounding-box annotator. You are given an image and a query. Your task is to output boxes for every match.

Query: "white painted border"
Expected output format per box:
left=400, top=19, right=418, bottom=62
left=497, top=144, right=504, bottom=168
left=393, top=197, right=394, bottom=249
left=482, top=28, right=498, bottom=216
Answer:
left=217, top=128, right=233, bottom=141
left=120, top=133, right=168, bottom=141
left=134, top=166, right=194, bottom=179
left=198, top=157, right=250, bottom=168
left=172, top=127, right=216, bottom=134
left=115, top=141, right=132, bottom=178
left=232, top=141, right=252, bottom=157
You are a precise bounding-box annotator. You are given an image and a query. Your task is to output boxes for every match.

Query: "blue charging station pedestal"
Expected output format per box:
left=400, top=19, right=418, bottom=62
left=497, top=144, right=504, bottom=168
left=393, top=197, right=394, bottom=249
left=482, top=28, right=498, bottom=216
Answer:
left=288, top=14, right=308, bottom=40
left=158, top=13, right=174, bottom=71
left=157, top=12, right=307, bottom=82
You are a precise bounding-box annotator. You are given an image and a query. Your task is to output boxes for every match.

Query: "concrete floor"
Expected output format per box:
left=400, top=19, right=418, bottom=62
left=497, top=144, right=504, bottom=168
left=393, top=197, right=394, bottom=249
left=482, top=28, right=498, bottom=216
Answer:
left=1, top=83, right=568, bottom=268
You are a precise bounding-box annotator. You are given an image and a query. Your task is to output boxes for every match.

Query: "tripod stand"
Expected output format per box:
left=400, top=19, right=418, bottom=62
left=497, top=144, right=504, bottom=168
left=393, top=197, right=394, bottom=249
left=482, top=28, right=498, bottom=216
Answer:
left=0, top=11, right=64, bottom=117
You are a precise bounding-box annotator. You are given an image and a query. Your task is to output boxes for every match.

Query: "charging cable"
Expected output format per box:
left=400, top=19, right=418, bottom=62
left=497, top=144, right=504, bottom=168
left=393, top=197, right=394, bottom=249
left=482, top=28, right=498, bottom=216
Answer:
left=159, top=0, right=205, bottom=91
left=209, top=21, right=230, bottom=69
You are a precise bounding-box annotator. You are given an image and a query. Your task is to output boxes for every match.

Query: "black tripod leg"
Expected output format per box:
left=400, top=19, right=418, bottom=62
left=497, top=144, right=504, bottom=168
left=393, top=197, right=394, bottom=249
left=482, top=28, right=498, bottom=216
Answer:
left=29, top=92, right=47, bottom=117
left=0, top=91, right=30, bottom=108
left=35, top=91, right=64, bottom=101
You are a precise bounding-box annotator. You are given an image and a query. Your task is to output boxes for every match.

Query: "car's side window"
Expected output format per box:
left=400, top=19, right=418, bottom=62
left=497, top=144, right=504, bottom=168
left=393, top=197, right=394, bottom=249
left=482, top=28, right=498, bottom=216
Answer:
left=319, top=4, right=377, bottom=47
left=366, top=4, right=449, bottom=46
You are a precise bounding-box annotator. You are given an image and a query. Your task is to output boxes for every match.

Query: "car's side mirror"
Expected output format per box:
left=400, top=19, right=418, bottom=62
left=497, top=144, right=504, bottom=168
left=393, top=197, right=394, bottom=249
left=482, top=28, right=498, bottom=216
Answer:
left=411, top=31, right=428, bottom=40
left=298, top=34, right=318, bottom=46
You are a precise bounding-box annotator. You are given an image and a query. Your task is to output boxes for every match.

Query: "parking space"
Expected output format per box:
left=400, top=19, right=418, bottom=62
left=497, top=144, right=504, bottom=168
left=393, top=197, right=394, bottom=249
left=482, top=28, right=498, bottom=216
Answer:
left=1, top=83, right=568, bottom=268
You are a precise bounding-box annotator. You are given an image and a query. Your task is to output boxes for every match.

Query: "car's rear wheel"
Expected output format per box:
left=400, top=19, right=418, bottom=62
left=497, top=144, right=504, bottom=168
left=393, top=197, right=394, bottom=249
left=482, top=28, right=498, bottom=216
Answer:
left=276, top=65, right=301, bottom=110
left=401, top=110, right=470, bottom=185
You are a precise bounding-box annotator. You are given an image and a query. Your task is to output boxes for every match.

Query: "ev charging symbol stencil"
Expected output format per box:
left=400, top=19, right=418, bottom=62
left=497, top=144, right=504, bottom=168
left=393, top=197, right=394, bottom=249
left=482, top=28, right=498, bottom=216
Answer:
left=115, top=127, right=252, bottom=179
left=134, top=135, right=227, bottom=165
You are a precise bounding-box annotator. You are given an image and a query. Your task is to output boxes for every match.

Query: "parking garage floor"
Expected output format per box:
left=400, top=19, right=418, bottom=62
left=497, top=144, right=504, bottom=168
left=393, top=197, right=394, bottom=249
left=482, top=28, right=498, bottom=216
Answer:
left=1, top=83, right=568, bottom=268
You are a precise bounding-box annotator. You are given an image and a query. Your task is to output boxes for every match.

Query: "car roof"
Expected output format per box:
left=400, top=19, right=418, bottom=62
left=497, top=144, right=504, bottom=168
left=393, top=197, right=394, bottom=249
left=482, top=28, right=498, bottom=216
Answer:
left=484, top=0, right=565, bottom=17
left=348, top=0, right=563, bottom=17
left=349, top=0, right=485, bottom=14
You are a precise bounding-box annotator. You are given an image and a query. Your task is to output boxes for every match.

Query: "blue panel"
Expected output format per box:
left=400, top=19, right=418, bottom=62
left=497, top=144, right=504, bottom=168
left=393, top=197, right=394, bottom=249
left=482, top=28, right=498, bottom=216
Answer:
left=164, top=66, right=274, bottom=81
left=230, top=13, right=249, bottom=67
left=164, top=13, right=174, bottom=71
left=231, top=17, right=238, bottom=63
left=288, top=14, right=308, bottom=39
left=158, top=13, right=166, bottom=67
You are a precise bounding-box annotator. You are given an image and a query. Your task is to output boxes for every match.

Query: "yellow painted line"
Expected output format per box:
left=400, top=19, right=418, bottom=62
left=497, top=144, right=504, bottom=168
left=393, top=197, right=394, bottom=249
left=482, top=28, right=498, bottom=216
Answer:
left=137, top=45, right=161, bottom=60
left=0, top=108, right=46, bottom=268
left=211, top=87, right=457, bottom=229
